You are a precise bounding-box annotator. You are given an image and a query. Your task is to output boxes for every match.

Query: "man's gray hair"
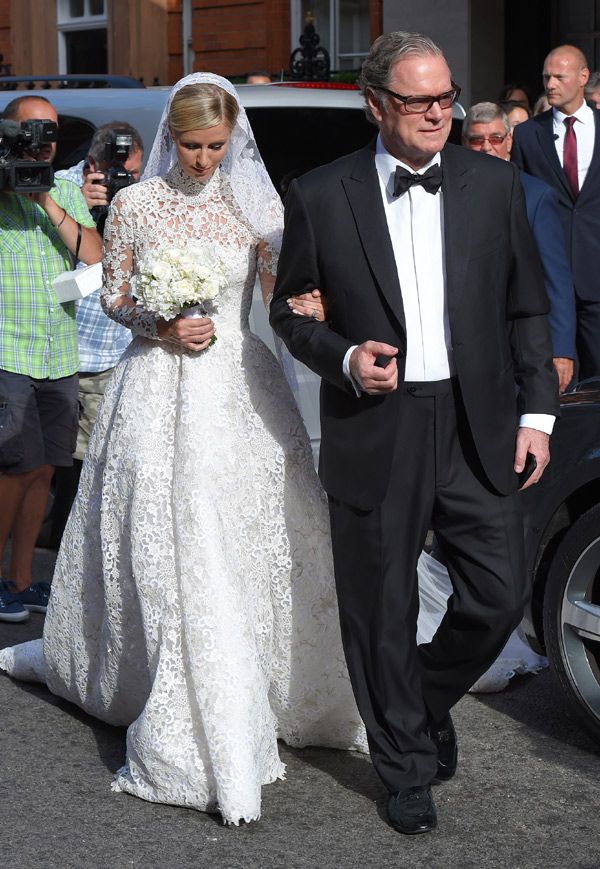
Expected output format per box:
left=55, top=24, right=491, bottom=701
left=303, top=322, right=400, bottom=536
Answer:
left=358, top=31, right=447, bottom=125
left=585, top=70, right=600, bottom=95
left=88, top=121, right=144, bottom=165
left=462, top=102, right=510, bottom=139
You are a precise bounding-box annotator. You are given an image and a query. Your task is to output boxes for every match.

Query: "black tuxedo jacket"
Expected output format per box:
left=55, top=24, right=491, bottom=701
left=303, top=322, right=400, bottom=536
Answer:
left=511, top=106, right=600, bottom=302
left=270, top=141, right=558, bottom=509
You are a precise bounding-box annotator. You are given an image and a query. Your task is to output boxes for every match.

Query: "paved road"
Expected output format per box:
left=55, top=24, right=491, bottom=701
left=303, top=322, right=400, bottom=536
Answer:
left=1, top=547, right=599, bottom=869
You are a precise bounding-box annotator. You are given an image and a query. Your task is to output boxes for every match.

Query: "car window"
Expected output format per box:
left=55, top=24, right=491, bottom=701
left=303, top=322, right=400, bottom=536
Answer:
left=55, top=115, right=95, bottom=170
left=247, top=107, right=463, bottom=196
left=246, top=106, right=374, bottom=196
left=0, top=89, right=463, bottom=181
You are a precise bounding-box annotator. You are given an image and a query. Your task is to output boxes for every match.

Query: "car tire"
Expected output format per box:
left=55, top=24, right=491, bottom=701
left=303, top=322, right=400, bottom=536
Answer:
left=543, top=503, right=600, bottom=743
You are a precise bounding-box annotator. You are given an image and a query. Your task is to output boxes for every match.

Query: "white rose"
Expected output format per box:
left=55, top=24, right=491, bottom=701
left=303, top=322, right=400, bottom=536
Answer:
left=179, top=254, right=195, bottom=270
left=202, top=277, right=220, bottom=300
left=194, top=265, right=211, bottom=281
left=174, top=278, right=195, bottom=300
left=152, top=261, right=171, bottom=281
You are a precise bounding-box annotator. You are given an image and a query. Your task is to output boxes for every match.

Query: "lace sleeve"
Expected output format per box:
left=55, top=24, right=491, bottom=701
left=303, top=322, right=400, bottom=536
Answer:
left=101, top=192, right=159, bottom=339
left=257, top=197, right=283, bottom=308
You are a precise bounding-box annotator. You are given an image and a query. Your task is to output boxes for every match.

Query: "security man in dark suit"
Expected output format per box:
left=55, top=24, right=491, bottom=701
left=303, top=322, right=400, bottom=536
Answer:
left=512, top=44, right=600, bottom=380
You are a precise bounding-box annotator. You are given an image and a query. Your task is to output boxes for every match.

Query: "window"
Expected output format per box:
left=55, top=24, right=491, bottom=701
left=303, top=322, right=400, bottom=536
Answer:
left=54, top=114, right=96, bottom=170
left=57, top=0, right=108, bottom=74
left=558, top=0, right=600, bottom=67
left=292, top=0, right=370, bottom=71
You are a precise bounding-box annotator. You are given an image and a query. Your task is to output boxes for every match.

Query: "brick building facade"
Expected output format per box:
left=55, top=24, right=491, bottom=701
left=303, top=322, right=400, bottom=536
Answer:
left=0, top=0, right=382, bottom=86
left=0, top=1, right=599, bottom=100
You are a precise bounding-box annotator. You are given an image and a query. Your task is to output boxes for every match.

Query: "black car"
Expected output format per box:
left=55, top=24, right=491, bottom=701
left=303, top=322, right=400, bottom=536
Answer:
left=521, top=380, right=600, bottom=742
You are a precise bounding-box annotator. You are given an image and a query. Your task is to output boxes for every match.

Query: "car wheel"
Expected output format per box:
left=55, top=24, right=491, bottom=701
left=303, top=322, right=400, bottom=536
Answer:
left=543, top=503, right=600, bottom=743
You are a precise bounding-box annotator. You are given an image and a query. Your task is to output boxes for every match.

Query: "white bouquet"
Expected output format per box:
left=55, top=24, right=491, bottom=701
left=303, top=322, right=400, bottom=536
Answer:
left=133, top=243, right=227, bottom=321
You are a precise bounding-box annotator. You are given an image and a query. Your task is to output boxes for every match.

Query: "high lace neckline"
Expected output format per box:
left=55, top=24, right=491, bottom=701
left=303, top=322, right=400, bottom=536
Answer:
left=165, top=163, right=221, bottom=204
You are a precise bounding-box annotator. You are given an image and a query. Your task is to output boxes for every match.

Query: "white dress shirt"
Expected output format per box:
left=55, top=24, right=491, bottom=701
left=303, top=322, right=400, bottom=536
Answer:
left=374, top=139, right=453, bottom=381
left=343, top=136, right=554, bottom=434
left=553, top=100, right=595, bottom=190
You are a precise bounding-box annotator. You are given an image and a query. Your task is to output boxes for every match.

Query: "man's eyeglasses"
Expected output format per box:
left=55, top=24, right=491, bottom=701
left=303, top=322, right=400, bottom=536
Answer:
left=465, top=133, right=508, bottom=147
left=377, top=82, right=461, bottom=114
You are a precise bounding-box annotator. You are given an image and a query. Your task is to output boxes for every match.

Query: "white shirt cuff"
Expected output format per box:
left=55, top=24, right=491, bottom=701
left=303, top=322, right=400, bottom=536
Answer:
left=343, top=345, right=362, bottom=396
left=519, top=413, right=555, bottom=435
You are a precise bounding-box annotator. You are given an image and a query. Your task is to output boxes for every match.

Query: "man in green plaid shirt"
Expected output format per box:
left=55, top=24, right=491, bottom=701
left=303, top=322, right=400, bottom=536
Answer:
left=0, top=96, right=101, bottom=623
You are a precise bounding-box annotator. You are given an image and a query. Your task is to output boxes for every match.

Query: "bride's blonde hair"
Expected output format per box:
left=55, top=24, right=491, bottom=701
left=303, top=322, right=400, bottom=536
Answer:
left=168, top=83, right=239, bottom=134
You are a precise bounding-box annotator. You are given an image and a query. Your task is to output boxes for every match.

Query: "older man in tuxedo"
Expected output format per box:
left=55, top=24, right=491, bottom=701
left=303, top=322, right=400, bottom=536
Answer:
left=512, top=45, right=600, bottom=380
left=270, top=32, right=558, bottom=835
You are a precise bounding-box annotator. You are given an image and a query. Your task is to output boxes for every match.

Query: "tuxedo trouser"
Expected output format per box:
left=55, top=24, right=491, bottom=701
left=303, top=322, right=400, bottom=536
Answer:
left=327, top=378, right=527, bottom=793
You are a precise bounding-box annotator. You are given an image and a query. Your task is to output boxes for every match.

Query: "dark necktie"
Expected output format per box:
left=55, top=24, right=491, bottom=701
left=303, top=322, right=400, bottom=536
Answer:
left=563, top=116, right=579, bottom=198
left=393, top=164, right=443, bottom=197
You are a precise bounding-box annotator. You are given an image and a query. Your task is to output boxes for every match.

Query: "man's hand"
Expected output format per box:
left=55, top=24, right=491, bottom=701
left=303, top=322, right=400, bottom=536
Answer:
left=514, top=426, right=550, bottom=490
left=157, top=315, right=215, bottom=352
left=349, top=341, right=398, bottom=395
left=553, top=357, right=574, bottom=393
left=81, top=171, right=109, bottom=209
left=16, top=189, right=50, bottom=207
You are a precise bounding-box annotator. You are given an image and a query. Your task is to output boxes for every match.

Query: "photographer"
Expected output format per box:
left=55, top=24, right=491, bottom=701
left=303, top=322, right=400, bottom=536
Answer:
left=59, top=121, right=143, bottom=231
left=51, top=123, right=144, bottom=538
left=0, top=95, right=101, bottom=622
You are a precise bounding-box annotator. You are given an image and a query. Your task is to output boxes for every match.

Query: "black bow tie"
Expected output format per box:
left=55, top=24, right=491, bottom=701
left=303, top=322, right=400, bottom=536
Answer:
left=393, top=164, right=443, bottom=197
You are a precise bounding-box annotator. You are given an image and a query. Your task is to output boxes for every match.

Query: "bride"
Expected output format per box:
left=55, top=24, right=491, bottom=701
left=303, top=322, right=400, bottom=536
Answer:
left=0, top=73, right=367, bottom=825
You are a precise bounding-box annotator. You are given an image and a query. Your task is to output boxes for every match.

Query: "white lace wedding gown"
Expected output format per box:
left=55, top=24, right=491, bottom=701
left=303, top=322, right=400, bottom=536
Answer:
left=0, top=165, right=367, bottom=825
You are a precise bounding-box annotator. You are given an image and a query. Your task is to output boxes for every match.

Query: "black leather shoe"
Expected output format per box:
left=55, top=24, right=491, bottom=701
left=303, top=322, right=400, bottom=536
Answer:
left=387, top=786, right=437, bottom=835
left=429, top=713, right=458, bottom=781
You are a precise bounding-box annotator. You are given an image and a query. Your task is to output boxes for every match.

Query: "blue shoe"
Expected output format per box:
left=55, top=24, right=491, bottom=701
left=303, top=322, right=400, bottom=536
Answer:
left=7, top=580, right=51, bottom=613
left=0, top=580, right=30, bottom=623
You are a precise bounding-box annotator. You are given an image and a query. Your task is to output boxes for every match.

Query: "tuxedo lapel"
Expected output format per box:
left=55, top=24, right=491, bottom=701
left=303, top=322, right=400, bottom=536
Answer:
left=341, top=145, right=405, bottom=329
left=440, top=146, right=472, bottom=318
left=534, top=111, right=573, bottom=200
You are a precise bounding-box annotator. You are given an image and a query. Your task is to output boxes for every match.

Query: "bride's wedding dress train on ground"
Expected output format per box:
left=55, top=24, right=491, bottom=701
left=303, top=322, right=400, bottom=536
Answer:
left=417, top=551, right=547, bottom=692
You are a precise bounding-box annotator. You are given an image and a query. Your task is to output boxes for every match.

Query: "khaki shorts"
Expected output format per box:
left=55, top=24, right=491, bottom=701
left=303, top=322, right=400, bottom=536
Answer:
left=75, top=368, right=114, bottom=461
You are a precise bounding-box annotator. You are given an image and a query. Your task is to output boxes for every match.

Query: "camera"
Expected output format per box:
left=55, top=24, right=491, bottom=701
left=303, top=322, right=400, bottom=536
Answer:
left=91, top=128, right=136, bottom=231
left=0, top=118, right=57, bottom=193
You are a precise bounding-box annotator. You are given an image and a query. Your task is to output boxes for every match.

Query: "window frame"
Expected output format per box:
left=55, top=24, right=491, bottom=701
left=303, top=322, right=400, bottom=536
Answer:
left=290, top=0, right=370, bottom=71
left=56, top=0, right=108, bottom=74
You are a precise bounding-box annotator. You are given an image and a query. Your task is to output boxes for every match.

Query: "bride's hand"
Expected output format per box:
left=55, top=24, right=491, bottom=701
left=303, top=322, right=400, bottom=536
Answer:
left=287, top=288, right=327, bottom=321
left=157, top=315, right=215, bottom=351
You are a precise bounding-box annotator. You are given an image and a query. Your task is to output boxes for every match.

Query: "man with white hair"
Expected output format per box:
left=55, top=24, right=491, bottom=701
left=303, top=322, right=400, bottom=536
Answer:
left=584, top=70, right=600, bottom=109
